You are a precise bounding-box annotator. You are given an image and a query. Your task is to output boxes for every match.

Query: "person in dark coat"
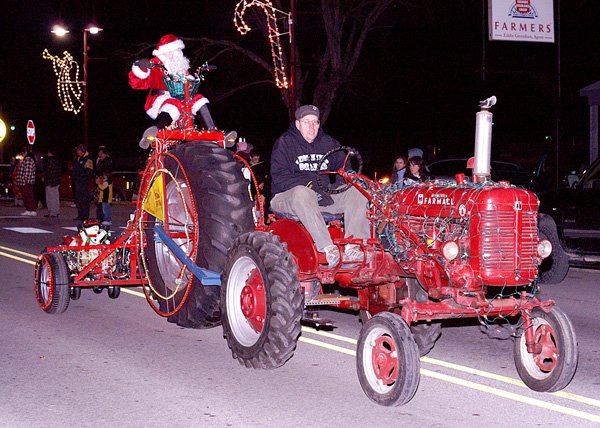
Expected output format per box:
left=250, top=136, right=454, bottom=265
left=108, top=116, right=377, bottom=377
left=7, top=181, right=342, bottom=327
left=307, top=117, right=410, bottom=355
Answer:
left=71, top=144, right=94, bottom=220
left=43, top=148, right=61, bottom=217
left=95, top=146, right=114, bottom=225
left=270, top=105, right=370, bottom=267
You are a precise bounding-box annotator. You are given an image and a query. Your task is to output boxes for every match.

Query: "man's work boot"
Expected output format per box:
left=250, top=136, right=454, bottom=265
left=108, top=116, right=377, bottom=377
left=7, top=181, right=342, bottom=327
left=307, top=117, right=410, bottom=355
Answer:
left=323, top=244, right=340, bottom=268
left=344, top=244, right=372, bottom=263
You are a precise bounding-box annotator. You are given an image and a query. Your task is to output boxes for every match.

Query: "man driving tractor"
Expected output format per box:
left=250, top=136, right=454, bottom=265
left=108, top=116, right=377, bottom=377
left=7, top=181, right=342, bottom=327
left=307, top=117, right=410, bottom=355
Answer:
left=270, top=105, right=371, bottom=267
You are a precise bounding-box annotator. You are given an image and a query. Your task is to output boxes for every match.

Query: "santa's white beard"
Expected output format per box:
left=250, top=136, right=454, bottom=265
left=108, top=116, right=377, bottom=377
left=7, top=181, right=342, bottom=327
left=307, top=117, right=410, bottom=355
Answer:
left=161, top=50, right=190, bottom=75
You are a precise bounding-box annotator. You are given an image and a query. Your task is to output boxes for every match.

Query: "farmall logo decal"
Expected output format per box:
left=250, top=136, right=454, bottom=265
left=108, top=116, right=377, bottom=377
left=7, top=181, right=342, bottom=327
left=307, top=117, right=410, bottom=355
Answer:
left=488, top=0, right=555, bottom=43
left=418, top=193, right=454, bottom=206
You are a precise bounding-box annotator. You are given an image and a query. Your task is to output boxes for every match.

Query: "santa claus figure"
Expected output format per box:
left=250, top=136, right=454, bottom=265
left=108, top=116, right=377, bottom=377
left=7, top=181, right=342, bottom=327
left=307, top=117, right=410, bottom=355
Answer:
left=129, top=34, right=216, bottom=148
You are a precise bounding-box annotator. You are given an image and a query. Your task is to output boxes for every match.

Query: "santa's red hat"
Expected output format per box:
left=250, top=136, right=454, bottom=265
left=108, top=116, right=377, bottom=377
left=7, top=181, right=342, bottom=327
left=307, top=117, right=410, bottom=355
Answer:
left=153, top=34, right=185, bottom=57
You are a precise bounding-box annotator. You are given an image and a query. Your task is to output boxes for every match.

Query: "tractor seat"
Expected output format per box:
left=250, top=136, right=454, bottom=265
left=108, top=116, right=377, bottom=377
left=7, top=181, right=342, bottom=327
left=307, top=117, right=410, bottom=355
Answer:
left=271, top=210, right=343, bottom=223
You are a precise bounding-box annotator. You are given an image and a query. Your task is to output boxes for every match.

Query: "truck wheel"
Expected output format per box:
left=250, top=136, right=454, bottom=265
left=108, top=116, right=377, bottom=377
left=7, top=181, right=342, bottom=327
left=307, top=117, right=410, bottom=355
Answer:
left=514, top=306, right=578, bottom=392
left=34, top=252, right=71, bottom=314
left=357, top=312, right=420, bottom=406
left=221, top=231, right=303, bottom=369
left=407, top=278, right=441, bottom=356
left=538, top=215, right=569, bottom=284
left=144, top=142, right=253, bottom=328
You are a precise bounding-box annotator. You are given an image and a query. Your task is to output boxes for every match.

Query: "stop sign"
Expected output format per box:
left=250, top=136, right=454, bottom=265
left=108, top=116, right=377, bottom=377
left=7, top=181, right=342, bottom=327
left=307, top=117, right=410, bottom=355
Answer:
left=26, top=120, right=35, bottom=145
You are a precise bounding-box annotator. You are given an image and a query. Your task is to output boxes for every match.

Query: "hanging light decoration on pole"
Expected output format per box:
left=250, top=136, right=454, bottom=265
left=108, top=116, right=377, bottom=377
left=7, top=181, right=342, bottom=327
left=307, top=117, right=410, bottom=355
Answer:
left=47, top=23, right=102, bottom=149
left=234, top=0, right=291, bottom=89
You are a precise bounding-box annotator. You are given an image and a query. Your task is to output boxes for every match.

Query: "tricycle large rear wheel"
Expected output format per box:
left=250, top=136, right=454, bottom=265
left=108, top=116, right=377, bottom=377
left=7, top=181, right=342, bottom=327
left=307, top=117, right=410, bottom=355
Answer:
left=357, top=312, right=420, bottom=406
left=34, top=252, right=71, bottom=314
left=143, top=142, right=253, bottom=328
left=514, top=306, right=578, bottom=392
left=221, top=231, right=303, bottom=369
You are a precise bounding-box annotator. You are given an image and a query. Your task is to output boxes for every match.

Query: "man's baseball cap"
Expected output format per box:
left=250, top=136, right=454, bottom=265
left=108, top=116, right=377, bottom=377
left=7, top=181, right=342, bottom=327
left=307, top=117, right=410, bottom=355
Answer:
left=295, top=105, right=320, bottom=120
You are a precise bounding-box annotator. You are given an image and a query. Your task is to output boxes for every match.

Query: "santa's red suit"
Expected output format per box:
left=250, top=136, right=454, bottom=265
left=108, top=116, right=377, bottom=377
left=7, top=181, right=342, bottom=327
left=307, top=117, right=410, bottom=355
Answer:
left=128, top=35, right=209, bottom=122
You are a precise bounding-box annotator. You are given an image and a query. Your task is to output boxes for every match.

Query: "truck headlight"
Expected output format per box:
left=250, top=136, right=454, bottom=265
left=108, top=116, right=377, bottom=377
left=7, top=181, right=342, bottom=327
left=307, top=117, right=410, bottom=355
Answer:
left=537, top=239, right=552, bottom=259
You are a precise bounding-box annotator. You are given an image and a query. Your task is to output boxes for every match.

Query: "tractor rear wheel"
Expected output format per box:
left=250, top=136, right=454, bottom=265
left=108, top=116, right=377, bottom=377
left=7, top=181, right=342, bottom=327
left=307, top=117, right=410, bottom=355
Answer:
left=514, top=306, right=578, bottom=392
left=34, top=252, right=71, bottom=314
left=143, top=142, right=253, bottom=328
left=357, top=312, right=420, bottom=406
left=221, top=231, right=303, bottom=369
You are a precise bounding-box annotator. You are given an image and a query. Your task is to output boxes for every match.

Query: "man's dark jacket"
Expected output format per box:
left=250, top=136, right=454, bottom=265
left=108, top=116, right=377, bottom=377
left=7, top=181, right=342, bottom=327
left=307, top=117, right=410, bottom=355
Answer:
left=270, top=125, right=343, bottom=196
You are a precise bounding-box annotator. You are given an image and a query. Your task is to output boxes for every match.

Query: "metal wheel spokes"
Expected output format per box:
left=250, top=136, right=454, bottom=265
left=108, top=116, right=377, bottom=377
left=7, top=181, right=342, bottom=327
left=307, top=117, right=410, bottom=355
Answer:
left=519, top=318, right=558, bottom=379
left=154, top=178, right=197, bottom=295
left=532, top=324, right=558, bottom=373
left=372, top=336, right=399, bottom=386
left=363, top=327, right=398, bottom=393
left=227, top=256, right=267, bottom=347
left=36, top=259, right=52, bottom=307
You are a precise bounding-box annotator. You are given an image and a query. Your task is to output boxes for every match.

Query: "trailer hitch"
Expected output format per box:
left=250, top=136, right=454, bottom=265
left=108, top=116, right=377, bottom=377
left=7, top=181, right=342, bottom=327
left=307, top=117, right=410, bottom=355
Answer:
left=153, top=224, right=221, bottom=286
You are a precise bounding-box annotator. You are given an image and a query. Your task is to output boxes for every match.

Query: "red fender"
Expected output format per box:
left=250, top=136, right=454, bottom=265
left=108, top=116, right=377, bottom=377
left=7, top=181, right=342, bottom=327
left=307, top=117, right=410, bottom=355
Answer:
left=266, top=219, right=319, bottom=277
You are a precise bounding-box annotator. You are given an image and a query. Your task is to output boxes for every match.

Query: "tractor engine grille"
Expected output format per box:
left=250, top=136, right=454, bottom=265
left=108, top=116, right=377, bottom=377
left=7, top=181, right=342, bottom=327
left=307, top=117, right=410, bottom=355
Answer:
left=478, top=209, right=538, bottom=282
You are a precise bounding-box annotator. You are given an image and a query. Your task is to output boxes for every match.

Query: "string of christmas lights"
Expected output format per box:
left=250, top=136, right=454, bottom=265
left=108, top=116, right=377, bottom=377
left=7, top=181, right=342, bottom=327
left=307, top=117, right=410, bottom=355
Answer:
left=234, top=0, right=290, bottom=89
left=42, top=48, right=84, bottom=114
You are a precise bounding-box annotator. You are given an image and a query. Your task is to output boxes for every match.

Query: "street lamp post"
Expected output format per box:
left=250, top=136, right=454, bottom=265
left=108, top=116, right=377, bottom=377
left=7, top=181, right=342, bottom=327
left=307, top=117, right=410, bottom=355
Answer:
left=51, top=24, right=102, bottom=150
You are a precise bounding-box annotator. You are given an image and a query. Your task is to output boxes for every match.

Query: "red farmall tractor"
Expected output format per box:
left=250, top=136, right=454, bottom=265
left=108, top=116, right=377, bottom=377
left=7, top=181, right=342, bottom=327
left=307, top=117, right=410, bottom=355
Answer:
left=219, top=96, right=578, bottom=406
left=34, top=81, right=577, bottom=407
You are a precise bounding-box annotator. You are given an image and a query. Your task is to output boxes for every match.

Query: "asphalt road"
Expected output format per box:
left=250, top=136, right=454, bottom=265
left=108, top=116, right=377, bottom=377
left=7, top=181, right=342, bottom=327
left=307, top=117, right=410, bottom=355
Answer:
left=1, top=201, right=599, bottom=427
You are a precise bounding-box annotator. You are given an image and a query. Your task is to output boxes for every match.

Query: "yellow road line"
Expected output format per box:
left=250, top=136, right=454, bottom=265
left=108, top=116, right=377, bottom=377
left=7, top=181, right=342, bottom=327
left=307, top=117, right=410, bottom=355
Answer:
left=3, top=246, right=597, bottom=420
left=421, top=356, right=600, bottom=408
left=120, top=287, right=146, bottom=298
left=299, top=336, right=356, bottom=356
left=0, top=251, right=36, bottom=265
left=421, top=369, right=600, bottom=423
left=302, top=325, right=599, bottom=409
left=0, top=245, right=38, bottom=259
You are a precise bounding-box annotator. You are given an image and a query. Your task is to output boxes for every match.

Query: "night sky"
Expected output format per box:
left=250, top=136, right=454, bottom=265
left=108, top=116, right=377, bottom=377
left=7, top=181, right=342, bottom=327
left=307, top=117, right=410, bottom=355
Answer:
left=1, top=1, right=599, bottom=176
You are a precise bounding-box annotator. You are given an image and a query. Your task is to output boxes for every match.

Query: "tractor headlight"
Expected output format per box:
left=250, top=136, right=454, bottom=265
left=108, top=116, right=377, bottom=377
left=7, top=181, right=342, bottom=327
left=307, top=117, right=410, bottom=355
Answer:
left=442, top=241, right=459, bottom=261
left=537, top=239, right=552, bottom=259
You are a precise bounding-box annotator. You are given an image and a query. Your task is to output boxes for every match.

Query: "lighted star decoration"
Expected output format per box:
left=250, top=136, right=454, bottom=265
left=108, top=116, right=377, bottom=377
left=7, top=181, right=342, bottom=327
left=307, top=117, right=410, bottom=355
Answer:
left=42, top=48, right=84, bottom=115
left=234, top=0, right=290, bottom=89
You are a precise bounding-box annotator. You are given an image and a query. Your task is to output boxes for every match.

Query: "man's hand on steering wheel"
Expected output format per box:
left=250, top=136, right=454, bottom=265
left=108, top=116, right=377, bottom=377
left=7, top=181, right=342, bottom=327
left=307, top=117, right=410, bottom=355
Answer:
left=315, top=146, right=363, bottom=195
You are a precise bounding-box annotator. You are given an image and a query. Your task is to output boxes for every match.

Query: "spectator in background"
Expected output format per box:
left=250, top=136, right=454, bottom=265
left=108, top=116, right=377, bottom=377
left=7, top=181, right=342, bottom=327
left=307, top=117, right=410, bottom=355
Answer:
left=33, top=151, right=46, bottom=210
left=249, top=148, right=270, bottom=212
left=405, top=156, right=430, bottom=182
left=392, top=154, right=408, bottom=183
left=96, top=174, right=113, bottom=226
left=407, top=147, right=423, bottom=160
left=235, top=138, right=253, bottom=162
left=72, top=144, right=94, bottom=221
left=95, top=146, right=114, bottom=226
left=43, top=148, right=61, bottom=218
left=16, top=147, right=37, bottom=216
left=9, top=156, right=23, bottom=207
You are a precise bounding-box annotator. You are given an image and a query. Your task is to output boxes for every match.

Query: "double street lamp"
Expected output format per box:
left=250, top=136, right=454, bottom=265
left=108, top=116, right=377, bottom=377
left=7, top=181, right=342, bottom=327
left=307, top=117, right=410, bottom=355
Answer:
left=51, top=24, right=102, bottom=150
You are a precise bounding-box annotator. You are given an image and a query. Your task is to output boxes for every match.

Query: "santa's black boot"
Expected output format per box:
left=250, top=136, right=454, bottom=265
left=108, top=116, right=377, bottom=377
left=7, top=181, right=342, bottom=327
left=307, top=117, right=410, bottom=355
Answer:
left=139, top=112, right=173, bottom=149
left=197, top=104, right=217, bottom=131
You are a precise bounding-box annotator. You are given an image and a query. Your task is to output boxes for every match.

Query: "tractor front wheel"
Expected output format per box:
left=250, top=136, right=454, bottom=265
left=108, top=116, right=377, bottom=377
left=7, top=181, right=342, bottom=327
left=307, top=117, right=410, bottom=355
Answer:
left=221, top=231, right=303, bottom=369
left=357, top=312, right=420, bottom=406
left=514, top=306, right=578, bottom=392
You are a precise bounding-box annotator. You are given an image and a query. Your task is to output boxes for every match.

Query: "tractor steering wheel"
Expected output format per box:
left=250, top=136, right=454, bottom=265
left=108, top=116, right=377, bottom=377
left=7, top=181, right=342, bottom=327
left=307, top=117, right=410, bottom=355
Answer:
left=315, top=146, right=363, bottom=194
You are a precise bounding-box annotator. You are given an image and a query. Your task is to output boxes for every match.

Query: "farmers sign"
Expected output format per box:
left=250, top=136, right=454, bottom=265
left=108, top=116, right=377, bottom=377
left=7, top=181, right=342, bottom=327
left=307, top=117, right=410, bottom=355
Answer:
left=488, top=0, right=555, bottom=43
